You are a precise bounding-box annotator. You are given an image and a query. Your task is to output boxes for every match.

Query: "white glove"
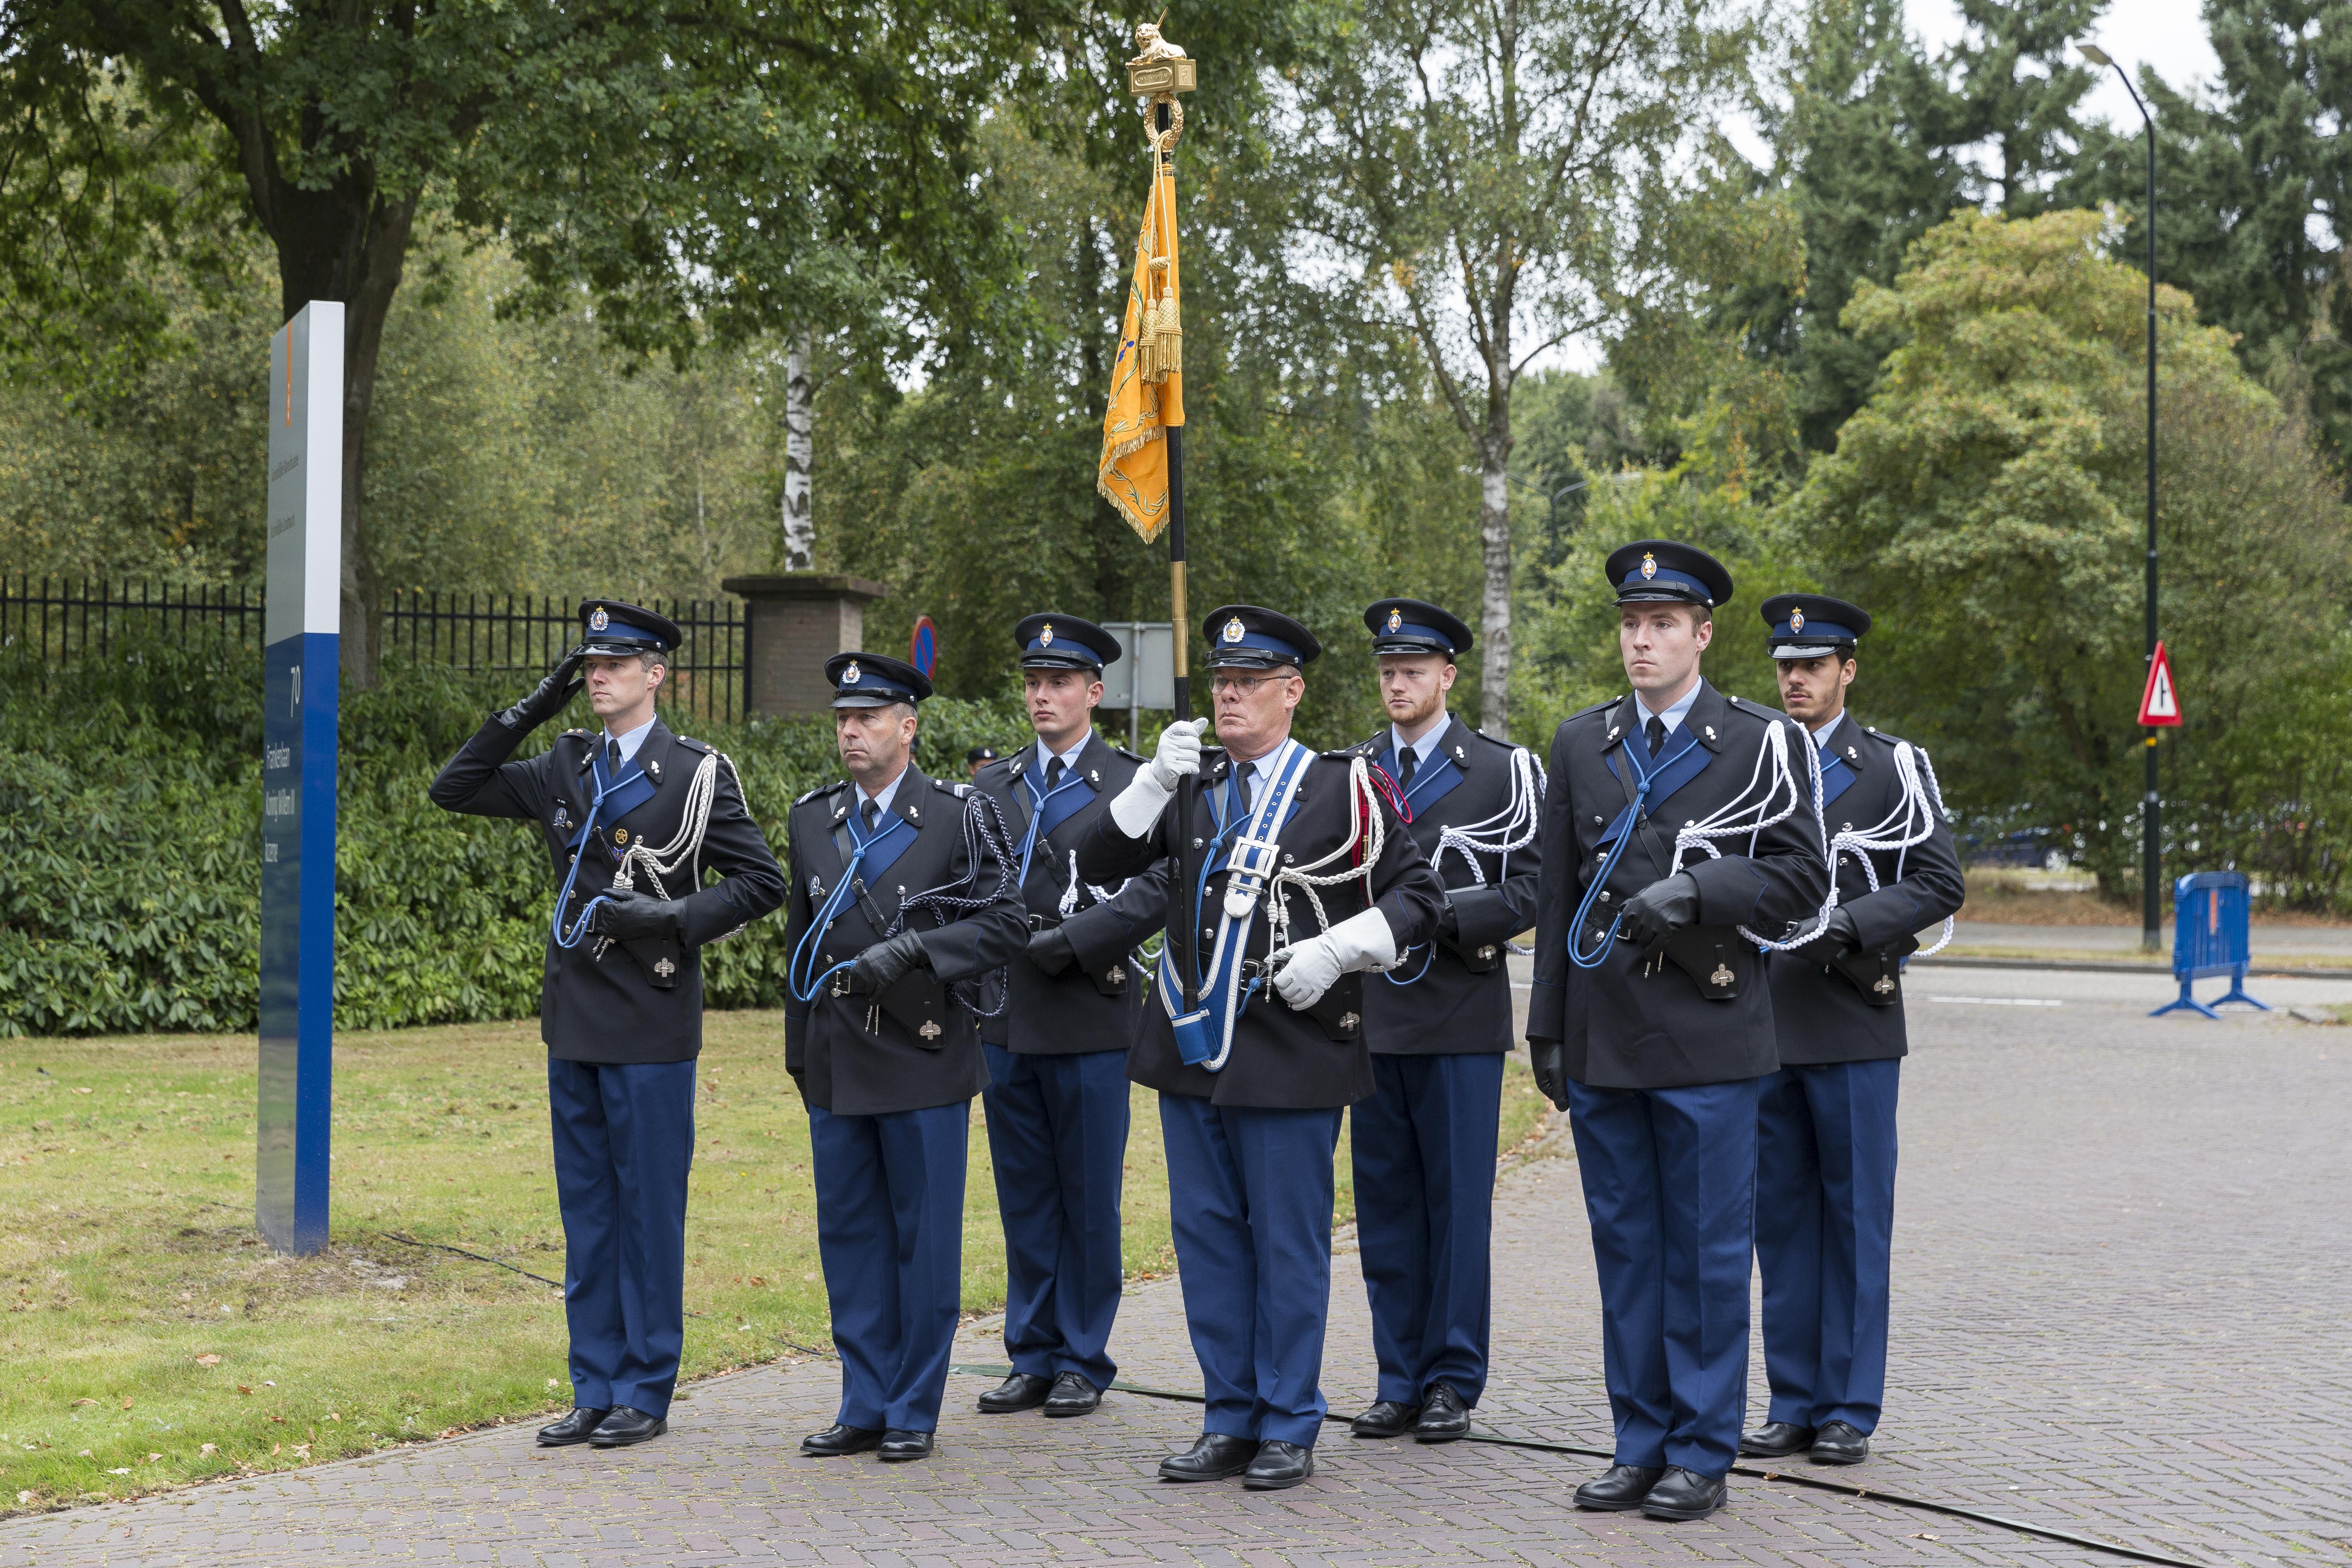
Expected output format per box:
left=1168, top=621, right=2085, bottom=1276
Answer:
left=1271, top=906, right=1399, bottom=1009
left=1109, top=718, right=1206, bottom=838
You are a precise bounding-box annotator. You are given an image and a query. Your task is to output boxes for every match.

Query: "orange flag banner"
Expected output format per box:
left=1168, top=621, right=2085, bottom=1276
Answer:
left=1097, top=154, right=1185, bottom=542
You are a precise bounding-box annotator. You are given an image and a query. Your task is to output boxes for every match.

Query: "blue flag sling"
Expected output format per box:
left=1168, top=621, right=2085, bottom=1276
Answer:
left=1013, top=754, right=1094, bottom=886
left=1163, top=740, right=1313, bottom=1071
left=1817, top=747, right=1855, bottom=812
left=1379, top=746, right=1465, bottom=820
left=1568, top=723, right=1711, bottom=969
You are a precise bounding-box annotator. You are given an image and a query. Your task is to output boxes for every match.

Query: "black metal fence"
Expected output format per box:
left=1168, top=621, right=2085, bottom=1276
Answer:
left=2, top=577, right=748, bottom=724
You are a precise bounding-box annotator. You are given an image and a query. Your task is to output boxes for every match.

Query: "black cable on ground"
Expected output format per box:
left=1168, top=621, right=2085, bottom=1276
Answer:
left=948, top=1363, right=2213, bottom=1568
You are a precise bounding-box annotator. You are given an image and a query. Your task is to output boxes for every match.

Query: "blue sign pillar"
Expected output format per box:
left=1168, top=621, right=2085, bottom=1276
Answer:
left=258, top=301, right=344, bottom=1255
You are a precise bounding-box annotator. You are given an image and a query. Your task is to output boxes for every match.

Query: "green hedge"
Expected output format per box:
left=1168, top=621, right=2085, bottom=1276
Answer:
left=0, top=637, right=1027, bottom=1037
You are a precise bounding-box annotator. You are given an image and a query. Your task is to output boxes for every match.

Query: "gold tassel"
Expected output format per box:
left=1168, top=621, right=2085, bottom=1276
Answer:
left=1139, top=258, right=1183, bottom=385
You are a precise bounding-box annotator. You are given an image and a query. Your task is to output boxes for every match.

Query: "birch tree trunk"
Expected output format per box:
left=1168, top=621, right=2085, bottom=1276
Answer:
left=1478, top=441, right=1513, bottom=737
left=781, top=329, right=816, bottom=571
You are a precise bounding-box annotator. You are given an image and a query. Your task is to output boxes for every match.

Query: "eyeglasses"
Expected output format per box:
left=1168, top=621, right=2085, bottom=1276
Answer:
left=1210, top=672, right=1291, bottom=694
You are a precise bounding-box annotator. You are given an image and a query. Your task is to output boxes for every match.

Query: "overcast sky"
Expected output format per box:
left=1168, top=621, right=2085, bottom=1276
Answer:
left=1903, top=0, right=2222, bottom=127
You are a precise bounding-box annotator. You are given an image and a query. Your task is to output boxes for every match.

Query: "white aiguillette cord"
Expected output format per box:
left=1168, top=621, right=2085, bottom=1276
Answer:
left=1668, top=719, right=1828, bottom=953
left=1428, top=744, right=1545, bottom=953
left=1822, top=741, right=1956, bottom=956
left=610, top=747, right=736, bottom=901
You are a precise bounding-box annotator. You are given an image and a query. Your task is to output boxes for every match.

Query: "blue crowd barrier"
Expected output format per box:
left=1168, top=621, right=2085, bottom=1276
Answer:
left=2151, top=871, right=2271, bottom=1019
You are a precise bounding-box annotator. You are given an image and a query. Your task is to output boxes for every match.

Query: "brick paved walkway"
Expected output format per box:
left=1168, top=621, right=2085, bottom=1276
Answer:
left=4, top=968, right=2347, bottom=1566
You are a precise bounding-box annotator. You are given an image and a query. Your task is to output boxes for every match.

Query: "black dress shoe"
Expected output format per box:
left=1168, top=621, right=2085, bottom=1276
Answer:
left=1639, top=1467, right=1727, bottom=1521
left=1739, top=1420, right=1814, bottom=1459
left=1041, top=1371, right=1100, bottom=1417
left=1414, top=1382, right=1470, bottom=1443
left=1810, top=1420, right=1870, bottom=1465
left=1349, top=1400, right=1420, bottom=1439
left=1242, top=1439, right=1315, bottom=1490
left=800, top=1423, right=885, bottom=1457
left=536, top=1406, right=610, bottom=1446
left=878, top=1428, right=934, bottom=1462
left=586, top=1405, right=666, bottom=1447
left=1572, top=1463, right=1666, bottom=1511
left=977, top=1372, right=1055, bottom=1413
left=1157, top=1432, right=1260, bottom=1481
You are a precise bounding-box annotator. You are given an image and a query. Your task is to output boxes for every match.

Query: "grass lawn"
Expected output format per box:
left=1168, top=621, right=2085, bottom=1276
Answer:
left=0, top=1011, right=1552, bottom=1513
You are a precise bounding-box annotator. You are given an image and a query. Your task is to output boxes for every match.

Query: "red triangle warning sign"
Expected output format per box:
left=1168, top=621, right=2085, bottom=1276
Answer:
left=2138, top=640, right=2182, bottom=727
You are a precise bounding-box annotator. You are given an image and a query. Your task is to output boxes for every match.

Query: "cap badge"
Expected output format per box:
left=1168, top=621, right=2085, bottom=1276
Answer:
left=1789, top=608, right=1804, bottom=633
left=1223, top=617, right=1245, bottom=644
left=1640, top=552, right=1657, bottom=580
left=1040, top=623, right=1055, bottom=647
left=588, top=608, right=610, bottom=632
left=844, top=661, right=862, bottom=684
left=1387, top=608, right=1403, bottom=633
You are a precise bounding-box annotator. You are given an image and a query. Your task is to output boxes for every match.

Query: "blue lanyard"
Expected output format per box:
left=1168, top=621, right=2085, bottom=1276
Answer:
left=1567, top=723, right=1698, bottom=969
left=1015, top=759, right=1089, bottom=885
left=550, top=746, right=648, bottom=951
left=787, top=802, right=911, bottom=1002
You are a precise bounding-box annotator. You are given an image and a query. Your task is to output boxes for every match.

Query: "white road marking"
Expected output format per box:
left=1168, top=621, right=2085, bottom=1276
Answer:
left=1924, top=995, right=2065, bottom=1007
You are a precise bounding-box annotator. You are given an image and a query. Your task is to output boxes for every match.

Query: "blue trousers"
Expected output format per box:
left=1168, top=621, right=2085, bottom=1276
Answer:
left=546, top=1057, right=697, bottom=1418
left=982, top=1045, right=1129, bottom=1390
left=1565, top=1076, right=1764, bottom=1477
left=809, top=1099, right=969, bottom=1433
left=1755, top=1060, right=1900, bottom=1434
left=1158, top=1093, right=1344, bottom=1448
left=1350, top=1052, right=1502, bottom=1406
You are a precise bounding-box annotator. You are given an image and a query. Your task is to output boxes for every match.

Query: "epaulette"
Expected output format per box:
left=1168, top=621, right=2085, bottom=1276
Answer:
left=933, top=777, right=972, bottom=799
left=562, top=728, right=587, bottom=737
left=1114, top=745, right=1147, bottom=765
left=1860, top=723, right=1911, bottom=748
left=792, top=781, right=846, bottom=807
left=674, top=735, right=713, bottom=755
left=1566, top=698, right=1617, bottom=724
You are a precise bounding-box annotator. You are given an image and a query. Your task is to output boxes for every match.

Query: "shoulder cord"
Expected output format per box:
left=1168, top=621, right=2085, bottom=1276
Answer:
left=610, top=748, right=734, bottom=899
left=1813, top=741, right=1957, bottom=958
left=1264, top=754, right=1388, bottom=954
left=889, top=789, right=1020, bottom=1018
left=1668, top=722, right=1835, bottom=954
left=1056, top=852, right=1131, bottom=920
left=1430, top=745, right=1547, bottom=956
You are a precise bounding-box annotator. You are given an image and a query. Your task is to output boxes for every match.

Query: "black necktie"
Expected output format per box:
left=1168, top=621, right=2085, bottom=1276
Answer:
left=1646, top=716, right=1666, bottom=760
left=1395, top=747, right=1418, bottom=788
left=606, top=737, right=621, bottom=777
left=862, top=798, right=880, bottom=837
left=1045, top=756, right=1065, bottom=793
left=1235, top=765, right=1254, bottom=814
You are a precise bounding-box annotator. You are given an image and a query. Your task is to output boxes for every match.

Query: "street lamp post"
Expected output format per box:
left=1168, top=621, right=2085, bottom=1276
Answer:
left=2083, top=42, right=2162, bottom=953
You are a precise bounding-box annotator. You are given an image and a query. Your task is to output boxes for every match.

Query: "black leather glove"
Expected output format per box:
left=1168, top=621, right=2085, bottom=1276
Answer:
left=499, top=650, right=584, bottom=731
left=1529, top=1038, right=1570, bottom=1111
left=592, top=886, right=686, bottom=942
left=1027, top=926, right=1077, bottom=976
left=1619, top=872, right=1702, bottom=949
left=846, top=930, right=929, bottom=995
left=1797, top=906, right=1861, bottom=958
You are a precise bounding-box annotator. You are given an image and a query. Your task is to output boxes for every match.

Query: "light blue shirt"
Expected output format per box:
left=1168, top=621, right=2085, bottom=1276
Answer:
left=1813, top=712, right=1848, bottom=753
left=1633, top=681, right=1701, bottom=737
left=1035, top=734, right=1090, bottom=779
left=1389, top=718, right=1449, bottom=774
left=856, top=767, right=906, bottom=820
left=602, top=715, right=656, bottom=764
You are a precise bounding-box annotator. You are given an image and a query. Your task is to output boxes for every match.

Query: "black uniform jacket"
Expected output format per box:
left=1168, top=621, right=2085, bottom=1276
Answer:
left=1527, top=680, right=1830, bottom=1091
left=1766, top=713, right=1967, bottom=1065
left=782, top=762, right=1028, bottom=1116
left=971, top=733, right=1171, bottom=1056
left=1344, top=716, right=1542, bottom=1056
left=1076, top=743, right=1445, bottom=1111
left=428, top=713, right=786, bottom=1065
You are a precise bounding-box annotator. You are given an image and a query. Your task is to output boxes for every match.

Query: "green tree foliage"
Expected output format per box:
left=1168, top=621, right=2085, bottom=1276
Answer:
left=1274, top=0, right=1775, bottom=737
left=1784, top=209, right=2352, bottom=901
left=0, top=633, right=1020, bottom=1038
left=2074, top=2, right=2352, bottom=473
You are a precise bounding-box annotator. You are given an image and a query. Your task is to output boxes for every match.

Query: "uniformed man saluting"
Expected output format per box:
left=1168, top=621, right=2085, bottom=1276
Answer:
left=1079, top=605, right=1444, bottom=1492
left=1526, top=543, right=1828, bottom=1521
left=1741, top=595, right=1964, bottom=1469
left=1340, top=599, right=1543, bottom=1444
left=968, top=615, right=1168, bottom=1419
left=429, top=600, right=786, bottom=1450
left=783, top=652, right=1027, bottom=1463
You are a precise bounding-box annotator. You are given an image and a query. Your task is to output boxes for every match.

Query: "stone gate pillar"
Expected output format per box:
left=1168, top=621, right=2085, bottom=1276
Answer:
left=722, top=573, right=888, bottom=717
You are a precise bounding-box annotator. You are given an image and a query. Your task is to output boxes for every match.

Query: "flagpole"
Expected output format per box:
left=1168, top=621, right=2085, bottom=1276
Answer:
left=1160, top=98, right=1189, bottom=725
